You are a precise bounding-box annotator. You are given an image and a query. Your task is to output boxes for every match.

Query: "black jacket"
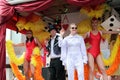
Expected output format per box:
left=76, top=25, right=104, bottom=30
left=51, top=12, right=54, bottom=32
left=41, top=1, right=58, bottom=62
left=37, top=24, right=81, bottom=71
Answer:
left=46, top=35, right=61, bottom=56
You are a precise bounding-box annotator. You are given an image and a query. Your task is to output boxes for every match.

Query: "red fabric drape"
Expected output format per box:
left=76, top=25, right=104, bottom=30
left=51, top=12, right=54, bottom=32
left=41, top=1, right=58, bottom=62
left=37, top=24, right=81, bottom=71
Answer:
left=6, top=20, right=26, bottom=34
left=0, top=24, right=6, bottom=80
left=0, top=0, right=53, bottom=25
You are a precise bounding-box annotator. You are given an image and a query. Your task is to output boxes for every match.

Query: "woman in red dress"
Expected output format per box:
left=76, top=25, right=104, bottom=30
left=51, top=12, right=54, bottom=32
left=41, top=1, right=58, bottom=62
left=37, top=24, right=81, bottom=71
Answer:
left=14, top=30, right=41, bottom=80
left=84, top=17, right=120, bottom=80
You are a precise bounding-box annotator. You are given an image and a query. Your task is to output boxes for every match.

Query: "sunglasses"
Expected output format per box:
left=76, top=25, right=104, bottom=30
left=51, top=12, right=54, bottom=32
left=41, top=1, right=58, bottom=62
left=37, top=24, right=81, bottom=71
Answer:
left=26, top=32, right=32, bottom=34
left=71, top=27, right=77, bottom=29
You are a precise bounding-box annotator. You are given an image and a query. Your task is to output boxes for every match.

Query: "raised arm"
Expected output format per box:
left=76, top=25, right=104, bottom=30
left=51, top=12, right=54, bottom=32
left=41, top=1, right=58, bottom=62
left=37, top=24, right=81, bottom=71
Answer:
left=102, top=30, right=120, bottom=34
left=34, top=38, right=42, bottom=49
left=13, top=43, right=25, bottom=47
left=61, top=38, right=68, bottom=66
left=58, top=28, right=65, bottom=47
left=83, top=32, right=89, bottom=39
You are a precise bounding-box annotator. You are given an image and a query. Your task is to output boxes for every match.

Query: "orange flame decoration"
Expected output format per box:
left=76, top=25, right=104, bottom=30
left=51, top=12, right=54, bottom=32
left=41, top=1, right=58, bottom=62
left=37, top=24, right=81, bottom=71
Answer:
left=10, top=55, right=44, bottom=80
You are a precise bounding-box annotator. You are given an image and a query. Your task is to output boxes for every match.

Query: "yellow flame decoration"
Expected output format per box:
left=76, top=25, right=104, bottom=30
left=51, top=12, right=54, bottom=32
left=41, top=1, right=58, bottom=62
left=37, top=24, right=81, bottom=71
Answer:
left=80, top=4, right=110, bottom=18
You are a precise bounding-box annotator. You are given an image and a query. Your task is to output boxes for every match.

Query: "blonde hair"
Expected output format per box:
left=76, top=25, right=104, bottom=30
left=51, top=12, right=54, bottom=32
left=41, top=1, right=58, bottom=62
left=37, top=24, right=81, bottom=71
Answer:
left=69, top=23, right=77, bottom=28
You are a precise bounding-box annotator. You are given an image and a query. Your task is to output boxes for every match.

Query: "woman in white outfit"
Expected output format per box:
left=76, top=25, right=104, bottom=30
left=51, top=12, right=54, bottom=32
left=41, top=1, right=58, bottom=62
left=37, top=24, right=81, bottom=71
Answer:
left=61, top=23, right=88, bottom=80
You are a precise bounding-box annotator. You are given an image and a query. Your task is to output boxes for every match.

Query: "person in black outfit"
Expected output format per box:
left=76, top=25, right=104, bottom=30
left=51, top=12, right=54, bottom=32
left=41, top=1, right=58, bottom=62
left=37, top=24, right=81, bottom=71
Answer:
left=46, top=25, right=66, bottom=80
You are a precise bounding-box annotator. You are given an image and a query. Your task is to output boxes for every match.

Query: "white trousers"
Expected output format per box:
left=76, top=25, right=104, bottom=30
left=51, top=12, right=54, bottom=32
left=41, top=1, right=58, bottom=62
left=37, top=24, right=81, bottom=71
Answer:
left=66, top=58, right=84, bottom=80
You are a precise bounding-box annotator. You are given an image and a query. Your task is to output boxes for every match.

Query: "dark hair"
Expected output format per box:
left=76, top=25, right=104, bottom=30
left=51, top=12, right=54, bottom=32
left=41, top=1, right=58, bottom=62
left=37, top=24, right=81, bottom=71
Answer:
left=91, top=17, right=101, bottom=22
left=26, top=30, right=33, bottom=34
left=92, top=17, right=98, bottom=21
left=48, top=26, right=57, bottom=32
left=26, top=36, right=34, bottom=43
left=26, top=30, right=34, bottom=43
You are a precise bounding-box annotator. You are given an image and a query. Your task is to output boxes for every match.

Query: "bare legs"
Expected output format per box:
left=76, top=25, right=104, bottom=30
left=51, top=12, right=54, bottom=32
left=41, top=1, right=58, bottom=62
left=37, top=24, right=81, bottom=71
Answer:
left=88, top=53, right=94, bottom=80
left=23, top=59, right=35, bottom=80
left=24, top=59, right=30, bottom=80
left=30, top=64, right=35, bottom=80
left=96, top=55, right=108, bottom=80
left=88, top=53, right=108, bottom=80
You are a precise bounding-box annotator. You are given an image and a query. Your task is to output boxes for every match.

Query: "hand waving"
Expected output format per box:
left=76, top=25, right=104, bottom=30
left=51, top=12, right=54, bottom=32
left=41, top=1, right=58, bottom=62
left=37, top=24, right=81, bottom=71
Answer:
left=60, top=28, right=65, bottom=37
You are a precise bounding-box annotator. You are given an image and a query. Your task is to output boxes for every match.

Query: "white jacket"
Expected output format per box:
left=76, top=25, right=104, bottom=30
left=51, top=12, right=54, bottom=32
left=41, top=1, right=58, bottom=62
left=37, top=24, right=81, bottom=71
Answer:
left=61, top=34, right=88, bottom=66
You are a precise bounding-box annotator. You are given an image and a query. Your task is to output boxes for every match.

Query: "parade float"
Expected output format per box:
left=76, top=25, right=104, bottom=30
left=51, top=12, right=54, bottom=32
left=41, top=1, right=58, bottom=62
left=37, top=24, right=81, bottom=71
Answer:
left=0, top=0, right=120, bottom=80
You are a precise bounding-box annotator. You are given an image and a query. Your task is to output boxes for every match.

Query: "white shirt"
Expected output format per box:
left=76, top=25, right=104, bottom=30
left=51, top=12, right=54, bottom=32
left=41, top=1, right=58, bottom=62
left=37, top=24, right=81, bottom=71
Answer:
left=50, top=33, right=62, bottom=58
left=61, top=34, right=88, bottom=65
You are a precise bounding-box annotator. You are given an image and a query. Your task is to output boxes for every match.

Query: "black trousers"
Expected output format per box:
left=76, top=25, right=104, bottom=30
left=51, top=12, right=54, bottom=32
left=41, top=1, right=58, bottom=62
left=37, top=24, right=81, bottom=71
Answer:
left=49, top=58, right=66, bottom=80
